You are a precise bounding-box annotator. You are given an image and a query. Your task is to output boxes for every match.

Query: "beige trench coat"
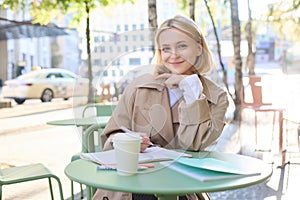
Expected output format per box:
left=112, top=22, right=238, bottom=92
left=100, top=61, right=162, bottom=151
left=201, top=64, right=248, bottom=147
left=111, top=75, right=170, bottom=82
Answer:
left=101, top=73, right=228, bottom=151
left=95, top=73, right=229, bottom=200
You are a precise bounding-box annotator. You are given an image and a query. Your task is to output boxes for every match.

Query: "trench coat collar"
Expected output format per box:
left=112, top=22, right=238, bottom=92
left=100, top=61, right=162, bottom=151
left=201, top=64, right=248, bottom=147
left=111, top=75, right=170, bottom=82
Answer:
left=135, top=73, right=221, bottom=105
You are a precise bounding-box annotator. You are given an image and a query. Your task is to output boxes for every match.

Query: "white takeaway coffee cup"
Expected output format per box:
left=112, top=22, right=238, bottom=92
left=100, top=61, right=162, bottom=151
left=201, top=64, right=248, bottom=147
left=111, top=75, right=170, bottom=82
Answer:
left=113, top=132, right=141, bottom=176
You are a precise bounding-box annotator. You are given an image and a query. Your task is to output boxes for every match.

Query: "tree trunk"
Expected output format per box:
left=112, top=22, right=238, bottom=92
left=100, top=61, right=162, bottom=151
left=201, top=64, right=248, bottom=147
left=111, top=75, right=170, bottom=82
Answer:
left=203, top=0, right=230, bottom=93
left=245, top=0, right=255, bottom=75
left=189, top=0, right=195, bottom=21
left=148, top=0, right=158, bottom=55
left=229, top=0, right=243, bottom=121
left=85, top=1, right=94, bottom=103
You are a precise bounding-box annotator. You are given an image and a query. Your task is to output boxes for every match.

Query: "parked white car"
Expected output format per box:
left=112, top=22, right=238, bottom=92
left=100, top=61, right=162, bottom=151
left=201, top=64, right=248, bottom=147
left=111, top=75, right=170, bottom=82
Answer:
left=2, top=68, right=89, bottom=104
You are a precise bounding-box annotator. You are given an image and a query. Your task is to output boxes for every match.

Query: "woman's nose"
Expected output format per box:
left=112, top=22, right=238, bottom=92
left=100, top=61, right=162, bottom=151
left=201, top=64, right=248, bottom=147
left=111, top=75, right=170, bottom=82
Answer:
left=169, top=49, right=179, bottom=57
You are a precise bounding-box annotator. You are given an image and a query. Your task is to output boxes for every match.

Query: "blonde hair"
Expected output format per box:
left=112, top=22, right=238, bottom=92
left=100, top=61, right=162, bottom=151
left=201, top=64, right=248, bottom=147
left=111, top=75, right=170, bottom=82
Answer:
left=152, top=14, right=214, bottom=75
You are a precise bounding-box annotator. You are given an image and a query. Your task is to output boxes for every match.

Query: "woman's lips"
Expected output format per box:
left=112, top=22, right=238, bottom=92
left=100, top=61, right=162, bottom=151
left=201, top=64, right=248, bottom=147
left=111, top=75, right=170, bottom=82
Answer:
left=169, top=61, right=184, bottom=65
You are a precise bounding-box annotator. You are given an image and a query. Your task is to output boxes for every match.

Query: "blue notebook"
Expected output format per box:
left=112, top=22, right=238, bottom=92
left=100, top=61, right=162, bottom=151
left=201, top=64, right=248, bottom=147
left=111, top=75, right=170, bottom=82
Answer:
left=176, top=157, right=261, bottom=175
left=161, top=157, right=262, bottom=182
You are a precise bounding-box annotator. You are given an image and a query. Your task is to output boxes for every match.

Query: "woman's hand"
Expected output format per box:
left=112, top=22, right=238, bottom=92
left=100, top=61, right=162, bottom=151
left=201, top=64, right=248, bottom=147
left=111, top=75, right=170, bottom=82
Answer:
left=155, top=73, right=188, bottom=89
left=138, top=133, right=152, bottom=152
left=141, top=136, right=151, bottom=152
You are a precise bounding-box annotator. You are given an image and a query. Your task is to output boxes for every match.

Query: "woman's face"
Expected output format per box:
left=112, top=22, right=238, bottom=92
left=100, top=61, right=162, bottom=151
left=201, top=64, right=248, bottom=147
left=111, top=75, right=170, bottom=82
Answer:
left=158, top=28, right=202, bottom=75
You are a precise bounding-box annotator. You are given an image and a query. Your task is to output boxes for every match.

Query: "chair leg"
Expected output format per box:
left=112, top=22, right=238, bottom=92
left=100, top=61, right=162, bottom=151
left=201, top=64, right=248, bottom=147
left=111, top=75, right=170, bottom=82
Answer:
left=52, top=176, right=64, bottom=200
left=80, top=184, right=84, bottom=199
left=272, top=111, right=276, bottom=141
left=71, top=180, right=75, bottom=200
left=71, top=180, right=84, bottom=199
left=255, top=111, right=258, bottom=146
left=48, top=177, right=54, bottom=200
left=298, top=125, right=300, bottom=151
left=0, top=185, right=2, bottom=200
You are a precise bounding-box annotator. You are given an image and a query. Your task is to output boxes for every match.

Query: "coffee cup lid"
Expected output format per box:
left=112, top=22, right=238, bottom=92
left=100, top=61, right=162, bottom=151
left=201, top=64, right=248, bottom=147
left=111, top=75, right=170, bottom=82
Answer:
left=113, top=132, right=142, bottom=142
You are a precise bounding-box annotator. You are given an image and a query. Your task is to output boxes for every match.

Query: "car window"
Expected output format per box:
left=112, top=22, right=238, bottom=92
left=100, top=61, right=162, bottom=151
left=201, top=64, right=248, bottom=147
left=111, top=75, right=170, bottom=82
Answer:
left=61, top=73, right=76, bottom=79
left=46, top=73, right=64, bottom=79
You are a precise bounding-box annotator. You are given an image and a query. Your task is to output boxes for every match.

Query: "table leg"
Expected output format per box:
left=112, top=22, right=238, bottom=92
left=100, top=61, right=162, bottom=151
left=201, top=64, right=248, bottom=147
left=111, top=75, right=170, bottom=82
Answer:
left=156, top=194, right=178, bottom=200
left=86, top=185, right=93, bottom=200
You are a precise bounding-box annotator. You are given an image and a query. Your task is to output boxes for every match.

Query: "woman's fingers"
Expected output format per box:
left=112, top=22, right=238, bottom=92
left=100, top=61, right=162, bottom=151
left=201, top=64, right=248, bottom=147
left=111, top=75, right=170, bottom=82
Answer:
left=156, top=73, right=187, bottom=89
left=140, top=136, right=151, bottom=152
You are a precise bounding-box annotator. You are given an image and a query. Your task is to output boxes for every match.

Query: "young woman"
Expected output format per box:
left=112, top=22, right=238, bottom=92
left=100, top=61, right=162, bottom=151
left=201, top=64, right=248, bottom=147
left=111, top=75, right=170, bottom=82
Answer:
left=94, top=14, right=229, bottom=200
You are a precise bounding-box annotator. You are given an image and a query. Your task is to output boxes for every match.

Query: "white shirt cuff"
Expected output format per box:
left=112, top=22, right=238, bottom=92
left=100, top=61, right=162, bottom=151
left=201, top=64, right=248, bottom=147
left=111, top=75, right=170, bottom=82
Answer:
left=179, top=74, right=203, bottom=104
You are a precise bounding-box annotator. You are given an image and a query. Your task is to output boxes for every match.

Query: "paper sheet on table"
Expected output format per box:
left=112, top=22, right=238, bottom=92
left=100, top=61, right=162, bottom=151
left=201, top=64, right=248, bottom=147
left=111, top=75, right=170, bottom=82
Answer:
left=80, top=147, right=192, bottom=165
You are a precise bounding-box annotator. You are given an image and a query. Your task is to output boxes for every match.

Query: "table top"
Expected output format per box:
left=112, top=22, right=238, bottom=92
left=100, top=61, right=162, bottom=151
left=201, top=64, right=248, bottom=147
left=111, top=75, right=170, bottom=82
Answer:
left=46, top=116, right=111, bottom=127
left=65, top=151, right=272, bottom=198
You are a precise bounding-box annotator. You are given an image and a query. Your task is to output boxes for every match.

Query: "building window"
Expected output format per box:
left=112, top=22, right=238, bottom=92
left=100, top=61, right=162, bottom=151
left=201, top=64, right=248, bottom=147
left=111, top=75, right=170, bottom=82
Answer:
left=94, top=36, right=99, bottom=43
left=94, top=46, right=98, bottom=53
left=140, top=24, right=144, bottom=30
left=125, top=35, right=128, bottom=42
left=110, top=46, right=113, bottom=53
left=132, top=24, right=136, bottom=30
left=93, top=59, right=101, bottom=66
left=116, top=25, right=121, bottom=32
left=124, top=24, right=128, bottom=31
left=140, top=35, right=144, bottom=41
left=125, top=46, right=129, bottom=52
left=129, top=58, right=141, bottom=65
left=100, top=46, right=105, bottom=53
left=117, top=46, right=121, bottom=52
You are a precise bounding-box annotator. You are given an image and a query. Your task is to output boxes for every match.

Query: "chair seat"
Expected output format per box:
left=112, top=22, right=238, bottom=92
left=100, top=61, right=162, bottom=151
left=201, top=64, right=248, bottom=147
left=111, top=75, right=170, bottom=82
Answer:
left=242, top=103, right=284, bottom=112
left=0, top=163, right=56, bottom=184
left=0, top=163, right=64, bottom=200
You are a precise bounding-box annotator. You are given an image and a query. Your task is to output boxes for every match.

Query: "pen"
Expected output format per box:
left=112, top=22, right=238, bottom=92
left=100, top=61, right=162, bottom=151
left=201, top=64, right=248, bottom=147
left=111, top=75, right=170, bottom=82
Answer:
left=120, top=126, right=154, bottom=146
left=96, top=165, right=148, bottom=171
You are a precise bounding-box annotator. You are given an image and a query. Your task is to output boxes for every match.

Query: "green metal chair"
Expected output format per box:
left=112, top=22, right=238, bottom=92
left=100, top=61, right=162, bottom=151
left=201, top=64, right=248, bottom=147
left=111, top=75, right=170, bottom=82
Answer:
left=81, top=103, right=117, bottom=118
left=0, top=163, right=64, bottom=200
left=70, top=104, right=116, bottom=200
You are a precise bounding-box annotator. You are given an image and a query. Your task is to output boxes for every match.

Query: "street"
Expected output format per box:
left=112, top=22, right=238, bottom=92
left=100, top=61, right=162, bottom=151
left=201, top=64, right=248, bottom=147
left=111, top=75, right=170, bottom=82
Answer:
left=0, top=99, right=86, bottom=200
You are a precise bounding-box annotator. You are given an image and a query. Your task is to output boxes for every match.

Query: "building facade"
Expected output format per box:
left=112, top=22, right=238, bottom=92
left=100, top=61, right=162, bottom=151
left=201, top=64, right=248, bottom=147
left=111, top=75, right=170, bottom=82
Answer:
left=0, top=9, right=80, bottom=85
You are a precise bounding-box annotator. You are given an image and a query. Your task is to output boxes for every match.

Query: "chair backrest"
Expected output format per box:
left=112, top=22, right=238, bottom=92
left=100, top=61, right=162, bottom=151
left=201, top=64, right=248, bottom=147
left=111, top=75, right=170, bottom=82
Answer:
left=82, top=104, right=116, bottom=118
left=249, top=76, right=263, bottom=106
left=241, top=76, right=271, bottom=107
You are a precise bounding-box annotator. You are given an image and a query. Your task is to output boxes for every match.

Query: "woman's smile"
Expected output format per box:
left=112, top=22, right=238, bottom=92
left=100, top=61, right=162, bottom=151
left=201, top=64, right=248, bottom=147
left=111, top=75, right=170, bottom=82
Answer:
left=158, top=28, right=202, bottom=75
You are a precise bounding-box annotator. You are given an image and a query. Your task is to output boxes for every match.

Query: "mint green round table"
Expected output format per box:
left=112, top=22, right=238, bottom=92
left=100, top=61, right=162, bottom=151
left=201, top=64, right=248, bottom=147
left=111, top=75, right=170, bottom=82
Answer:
left=47, top=116, right=111, bottom=127
left=47, top=116, right=110, bottom=153
left=65, top=151, right=272, bottom=200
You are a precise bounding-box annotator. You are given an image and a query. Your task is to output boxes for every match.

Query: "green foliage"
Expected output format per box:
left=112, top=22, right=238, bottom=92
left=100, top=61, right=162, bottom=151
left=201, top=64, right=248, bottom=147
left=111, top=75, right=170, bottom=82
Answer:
left=260, top=0, right=300, bottom=42
left=0, top=0, right=27, bottom=10
left=1, top=0, right=135, bottom=27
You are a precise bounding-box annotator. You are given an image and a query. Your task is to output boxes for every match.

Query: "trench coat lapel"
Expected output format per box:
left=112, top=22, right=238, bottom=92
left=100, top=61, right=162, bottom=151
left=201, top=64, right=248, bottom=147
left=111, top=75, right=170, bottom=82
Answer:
left=137, top=80, right=175, bottom=143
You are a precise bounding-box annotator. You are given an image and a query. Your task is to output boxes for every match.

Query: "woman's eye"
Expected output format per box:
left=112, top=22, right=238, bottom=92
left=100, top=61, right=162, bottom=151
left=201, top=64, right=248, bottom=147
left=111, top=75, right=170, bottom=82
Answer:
left=161, top=47, right=171, bottom=52
left=178, top=44, right=187, bottom=49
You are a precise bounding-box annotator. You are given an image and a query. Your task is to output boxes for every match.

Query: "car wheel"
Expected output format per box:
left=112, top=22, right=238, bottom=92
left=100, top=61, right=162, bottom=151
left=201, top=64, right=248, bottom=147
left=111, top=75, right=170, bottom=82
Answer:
left=14, top=98, right=26, bottom=104
left=41, top=89, right=53, bottom=102
left=63, top=97, right=69, bottom=101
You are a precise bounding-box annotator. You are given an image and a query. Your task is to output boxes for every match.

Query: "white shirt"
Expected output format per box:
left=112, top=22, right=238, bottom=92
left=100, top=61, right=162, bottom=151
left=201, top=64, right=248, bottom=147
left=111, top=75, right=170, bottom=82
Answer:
left=168, top=74, right=203, bottom=106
